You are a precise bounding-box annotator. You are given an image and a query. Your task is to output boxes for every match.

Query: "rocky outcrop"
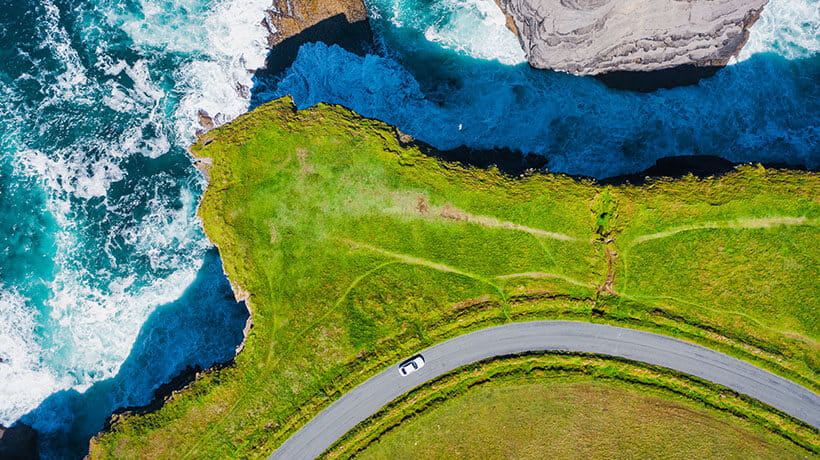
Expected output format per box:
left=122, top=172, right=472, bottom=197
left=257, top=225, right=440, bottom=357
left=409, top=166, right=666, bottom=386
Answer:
left=264, top=0, right=368, bottom=48
left=260, top=0, right=373, bottom=76
left=494, top=0, right=767, bottom=75
left=0, top=423, right=38, bottom=460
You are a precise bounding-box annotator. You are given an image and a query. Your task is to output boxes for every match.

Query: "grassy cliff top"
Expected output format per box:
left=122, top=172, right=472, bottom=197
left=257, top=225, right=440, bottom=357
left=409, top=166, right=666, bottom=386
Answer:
left=90, top=97, right=819, bottom=458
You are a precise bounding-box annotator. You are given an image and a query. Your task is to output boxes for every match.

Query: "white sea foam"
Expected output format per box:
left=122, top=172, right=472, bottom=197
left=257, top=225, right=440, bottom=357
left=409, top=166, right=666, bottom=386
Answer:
left=37, top=1, right=92, bottom=102
left=0, top=0, right=271, bottom=427
left=119, top=185, right=209, bottom=273
left=100, top=60, right=164, bottom=114
left=107, top=0, right=271, bottom=138
left=376, top=0, right=526, bottom=65
left=10, top=145, right=208, bottom=413
left=19, top=147, right=126, bottom=201
left=41, top=263, right=202, bottom=390
left=421, top=0, right=525, bottom=65
left=737, top=0, right=820, bottom=61
left=111, top=0, right=211, bottom=54
left=174, top=0, right=272, bottom=139
left=98, top=58, right=173, bottom=159
left=7, top=155, right=208, bottom=391
left=0, top=288, right=67, bottom=426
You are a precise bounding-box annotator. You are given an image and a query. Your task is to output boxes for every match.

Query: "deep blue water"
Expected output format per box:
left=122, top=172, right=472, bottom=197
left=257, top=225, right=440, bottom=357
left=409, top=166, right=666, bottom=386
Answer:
left=0, top=0, right=817, bottom=457
left=252, top=0, right=819, bottom=177
left=20, top=249, right=246, bottom=459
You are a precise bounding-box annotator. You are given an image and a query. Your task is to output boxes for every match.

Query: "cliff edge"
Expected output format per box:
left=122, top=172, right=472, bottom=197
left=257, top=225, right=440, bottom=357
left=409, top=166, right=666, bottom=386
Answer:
left=264, top=0, right=368, bottom=47
left=260, top=0, right=372, bottom=75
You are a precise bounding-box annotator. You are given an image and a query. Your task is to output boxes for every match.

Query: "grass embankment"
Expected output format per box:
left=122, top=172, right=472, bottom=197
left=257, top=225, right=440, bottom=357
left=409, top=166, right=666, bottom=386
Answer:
left=328, top=354, right=815, bottom=458
left=89, top=97, right=819, bottom=458
left=360, top=383, right=801, bottom=459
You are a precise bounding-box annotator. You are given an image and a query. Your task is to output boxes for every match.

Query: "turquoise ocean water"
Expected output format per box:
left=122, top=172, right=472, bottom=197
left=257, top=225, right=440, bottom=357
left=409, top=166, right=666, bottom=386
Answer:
left=0, top=0, right=817, bottom=457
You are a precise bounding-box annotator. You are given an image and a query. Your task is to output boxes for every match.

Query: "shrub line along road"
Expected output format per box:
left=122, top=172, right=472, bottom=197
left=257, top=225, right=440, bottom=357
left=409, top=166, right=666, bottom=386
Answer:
left=270, top=321, right=820, bottom=459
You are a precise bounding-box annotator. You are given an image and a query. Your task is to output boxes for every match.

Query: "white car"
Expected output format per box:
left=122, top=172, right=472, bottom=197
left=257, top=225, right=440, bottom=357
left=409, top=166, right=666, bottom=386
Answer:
left=398, top=355, right=425, bottom=376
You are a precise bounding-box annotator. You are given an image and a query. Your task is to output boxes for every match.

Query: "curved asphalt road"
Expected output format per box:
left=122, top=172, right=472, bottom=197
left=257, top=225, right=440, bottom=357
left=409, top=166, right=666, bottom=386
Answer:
left=270, top=321, right=819, bottom=459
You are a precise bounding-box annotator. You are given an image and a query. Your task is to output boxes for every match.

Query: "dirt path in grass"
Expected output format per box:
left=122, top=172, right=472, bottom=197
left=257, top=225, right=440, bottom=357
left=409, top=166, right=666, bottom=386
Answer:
left=341, top=239, right=506, bottom=297
left=630, top=216, right=816, bottom=245
left=495, top=272, right=594, bottom=288
left=392, top=196, right=579, bottom=241
left=436, top=204, right=578, bottom=241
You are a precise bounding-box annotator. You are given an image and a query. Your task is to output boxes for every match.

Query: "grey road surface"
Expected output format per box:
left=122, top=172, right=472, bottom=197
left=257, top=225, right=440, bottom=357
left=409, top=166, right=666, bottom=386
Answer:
left=270, top=321, right=819, bottom=459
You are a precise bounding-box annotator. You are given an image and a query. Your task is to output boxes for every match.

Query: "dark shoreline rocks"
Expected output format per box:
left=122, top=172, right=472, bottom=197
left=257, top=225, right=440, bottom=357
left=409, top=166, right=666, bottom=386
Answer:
left=0, top=423, right=38, bottom=460
left=399, top=128, right=808, bottom=184
left=494, top=0, right=767, bottom=79
left=98, top=361, right=233, bottom=435
left=598, top=155, right=806, bottom=185
left=593, top=64, right=724, bottom=92
left=393, top=127, right=550, bottom=177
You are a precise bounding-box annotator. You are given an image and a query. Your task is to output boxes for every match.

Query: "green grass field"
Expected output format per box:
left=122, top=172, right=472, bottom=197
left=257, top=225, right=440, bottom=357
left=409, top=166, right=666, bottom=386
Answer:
left=354, top=382, right=805, bottom=459
left=350, top=379, right=805, bottom=459
left=89, top=97, right=819, bottom=458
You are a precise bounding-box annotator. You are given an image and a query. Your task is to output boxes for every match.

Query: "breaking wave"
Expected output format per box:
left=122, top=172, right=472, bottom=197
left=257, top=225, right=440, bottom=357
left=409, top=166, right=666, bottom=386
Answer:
left=0, top=0, right=259, bottom=455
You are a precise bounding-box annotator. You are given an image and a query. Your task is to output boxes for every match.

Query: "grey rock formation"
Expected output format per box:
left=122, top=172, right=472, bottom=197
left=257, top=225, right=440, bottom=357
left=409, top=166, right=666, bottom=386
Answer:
left=495, top=0, right=768, bottom=75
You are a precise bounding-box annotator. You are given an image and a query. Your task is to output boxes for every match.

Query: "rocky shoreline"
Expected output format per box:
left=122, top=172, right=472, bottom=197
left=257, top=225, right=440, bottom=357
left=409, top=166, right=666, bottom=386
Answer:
left=257, top=0, right=372, bottom=77
left=394, top=123, right=809, bottom=181
left=0, top=423, right=38, bottom=460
